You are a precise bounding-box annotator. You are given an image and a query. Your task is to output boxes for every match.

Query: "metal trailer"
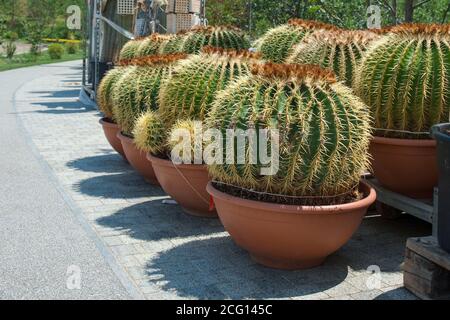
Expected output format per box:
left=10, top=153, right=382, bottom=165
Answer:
left=80, top=0, right=207, bottom=105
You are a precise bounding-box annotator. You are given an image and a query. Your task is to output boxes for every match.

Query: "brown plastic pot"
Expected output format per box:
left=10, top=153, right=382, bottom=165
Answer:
left=149, top=155, right=217, bottom=218
left=207, top=182, right=376, bottom=270
left=369, top=136, right=437, bottom=199
left=117, top=132, right=159, bottom=185
left=99, top=118, right=127, bottom=160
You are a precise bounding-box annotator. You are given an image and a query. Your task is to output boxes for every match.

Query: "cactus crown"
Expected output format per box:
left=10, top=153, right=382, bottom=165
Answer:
left=136, top=34, right=171, bottom=57
left=287, top=18, right=338, bottom=31
left=159, top=46, right=259, bottom=126
left=206, top=63, right=372, bottom=199
left=180, top=25, right=251, bottom=54
left=97, top=67, right=127, bottom=120
left=287, top=30, right=380, bottom=87
left=119, top=38, right=144, bottom=60
left=112, top=54, right=186, bottom=136
left=256, top=19, right=340, bottom=63
left=389, top=23, right=450, bottom=36
left=355, top=23, right=450, bottom=138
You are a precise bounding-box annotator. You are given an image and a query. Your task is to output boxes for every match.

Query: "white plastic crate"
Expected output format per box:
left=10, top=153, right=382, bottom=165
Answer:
left=117, top=0, right=135, bottom=15
left=167, top=13, right=200, bottom=33
left=166, top=0, right=201, bottom=14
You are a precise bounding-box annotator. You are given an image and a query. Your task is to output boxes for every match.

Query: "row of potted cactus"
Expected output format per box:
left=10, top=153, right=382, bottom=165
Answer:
left=97, top=22, right=449, bottom=270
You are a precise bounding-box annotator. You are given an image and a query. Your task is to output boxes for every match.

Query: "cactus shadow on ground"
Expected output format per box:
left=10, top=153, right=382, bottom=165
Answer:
left=96, top=201, right=224, bottom=243
left=143, top=236, right=348, bottom=300
left=30, top=89, right=83, bottom=99
left=74, top=172, right=165, bottom=199
left=67, top=153, right=131, bottom=174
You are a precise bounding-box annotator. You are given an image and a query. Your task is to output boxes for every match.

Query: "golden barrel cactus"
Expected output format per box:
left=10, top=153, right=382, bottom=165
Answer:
left=287, top=30, right=380, bottom=87
left=255, top=19, right=338, bottom=63
left=355, top=23, right=450, bottom=138
left=180, top=25, right=251, bottom=54
left=206, top=63, right=372, bottom=199
left=97, top=67, right=127, bottom=121
left=159, top=46, right=260, bottom=126
left=112, top=54, right=187, bottom=136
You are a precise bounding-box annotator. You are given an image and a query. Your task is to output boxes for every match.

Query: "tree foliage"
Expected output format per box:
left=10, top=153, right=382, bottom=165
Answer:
left=206, top=0, right=450, bottom=37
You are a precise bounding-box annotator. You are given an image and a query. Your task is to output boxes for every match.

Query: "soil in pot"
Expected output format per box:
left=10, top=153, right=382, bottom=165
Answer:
left=117, top=132, right=159, bottom=185
left=99, top=118, right=127, bottom=161
left=207, top=181, right=376, bottom=270
left=369, top=136, right=437, bottom=199
left=148, top=155, right=217, bottom=218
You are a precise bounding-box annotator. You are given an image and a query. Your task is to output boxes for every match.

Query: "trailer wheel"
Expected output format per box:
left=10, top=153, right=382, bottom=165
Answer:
left=376, top=202, right=403, bottom=219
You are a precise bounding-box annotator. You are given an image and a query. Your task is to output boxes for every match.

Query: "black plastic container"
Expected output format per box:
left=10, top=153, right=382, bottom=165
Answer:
left=431, top=123, right=450, bottom=252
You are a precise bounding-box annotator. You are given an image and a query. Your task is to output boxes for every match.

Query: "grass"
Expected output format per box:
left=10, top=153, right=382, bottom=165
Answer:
left=0, top=50, right=84, bottom=72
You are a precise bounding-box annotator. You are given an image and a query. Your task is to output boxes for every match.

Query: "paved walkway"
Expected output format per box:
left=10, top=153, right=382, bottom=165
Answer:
left=1, top=60, right=431, bottom=300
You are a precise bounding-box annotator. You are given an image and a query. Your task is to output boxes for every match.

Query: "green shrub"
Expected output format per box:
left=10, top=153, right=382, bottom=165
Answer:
left=206, top=64, right=372, bottom=199
left=256, top=19, right=338, bottom=63
left=3, top=40, right=16, bottom=59
left=287, top=30, right=380, bottom=87
left=355, top=24, right=450, bottom=139
left=48, top=43, right=64, bottom=59
left=66, top=42, right=78, bottom=54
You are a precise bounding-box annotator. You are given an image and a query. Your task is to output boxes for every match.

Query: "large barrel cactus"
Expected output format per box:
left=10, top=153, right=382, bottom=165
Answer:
left=180, top=26, right=251, bottom=54
left=206, top=63, right=372, bottom=198
left=256, top=19, right=338, bottom=63
left=112, top=54, right=187, bottom=136
left=287, top=30, right=380, bottom=87
left=159, top=46, right=260, bottom=126
left=136, top=34, right=171, bottom=57
left=119, top=39, right=144, bottom=61
left=97, top=67, right=127, bottom=121
left=355, top=24, right=450, bottom=138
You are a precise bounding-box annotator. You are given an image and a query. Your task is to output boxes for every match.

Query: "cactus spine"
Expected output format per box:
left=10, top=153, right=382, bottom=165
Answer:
left=180, top=26, right=251, bottom=54
left=133, top=110, right=166, bottom=155
left=159, top=47, right=259, bottom=127
left=256, top=19, right=338, bottom=63
left=136, top=34, right=171, bottom=57
left=97, top=67, right=127, bottom=121
left=112, top=54, right=187, bottom=136
left=158, top=33, right=188, bottom=54
left=206, top=64, right=372, bottom=198
left=287, top=30, right=380, bottom=87
left=355, top=24, right=450, bottom=138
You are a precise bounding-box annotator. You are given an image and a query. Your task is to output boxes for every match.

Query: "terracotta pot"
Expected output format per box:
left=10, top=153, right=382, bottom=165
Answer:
left=99, top=118, right=127, bottom=160
left=117, top=132, right=159, bottom=185
left=207, top=182, right=376, bottom=270
left=370, top=136, right=437, bottom=199
left=149, top=155, right=217, bottom=218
